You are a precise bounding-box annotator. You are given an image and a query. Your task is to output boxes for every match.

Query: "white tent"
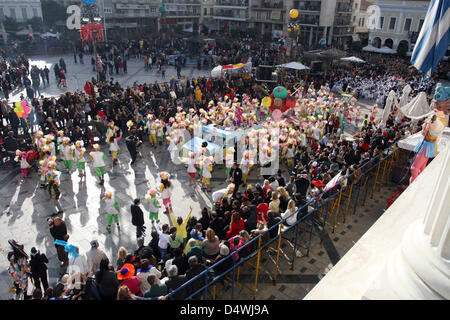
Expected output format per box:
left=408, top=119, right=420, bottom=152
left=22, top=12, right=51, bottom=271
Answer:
left=362, top=45, right=397, bottom=54
left=377, top=46, right=397, bottom=54
left=362, top=45, right=379, bottom=52
left=381, top=90, right=398, bottom=126
left=340, top=56, right=365, bottom=63
left=276, top=61, right=310, bottom=70
left=397, top=92, right=434, bottom=120
left=396, top=84, right=412, bottom=121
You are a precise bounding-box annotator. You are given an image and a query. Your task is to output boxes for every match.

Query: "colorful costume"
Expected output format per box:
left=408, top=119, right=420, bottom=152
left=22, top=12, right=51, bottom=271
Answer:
left=102, top=191, right=120, bottom=233
left=410, top=115, right=447, bottom=183
left=90, top=144, right=106, bottom=184
left=75, top=141, right=86, bottom=177
left=146, top=189, right=161, bottom=222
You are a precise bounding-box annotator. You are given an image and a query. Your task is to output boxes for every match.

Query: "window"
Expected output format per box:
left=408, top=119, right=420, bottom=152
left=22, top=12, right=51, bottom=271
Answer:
left=362, top=17, right=365, bottom=27
left=404, top=18, right=411, bottom=31
left=32, top=8, right=38, bottom=18
left=389, top=17, right=396, bottom=30
left=9, top=7, right=16, bottom=19
left=0, top=8, right=4, bottom=19
left=353, top=15, right=356, bottom=22
left=379, top=16, right=384, bottom=29
left=355, top=3, right=358, bottom=9
left=21, top=8, right=27, bottom=20
left=104, top=7, right=113, bottom=14
left=204, top=8, right=207, bottom=15
left=151, top=7, right=156, bottom=13
left=210, top=8, right=213, bottom=15
left=418, top=19, right=424, bottom=32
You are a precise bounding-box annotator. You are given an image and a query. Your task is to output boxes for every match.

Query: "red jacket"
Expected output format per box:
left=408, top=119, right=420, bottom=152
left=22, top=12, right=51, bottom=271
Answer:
left=226, top=217, right=245, bottom=239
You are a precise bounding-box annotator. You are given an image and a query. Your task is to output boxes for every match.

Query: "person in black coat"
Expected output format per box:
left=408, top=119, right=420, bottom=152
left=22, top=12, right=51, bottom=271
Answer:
left=209, top=211, right=227, bottom=240
left=125, top=132, right=142, bottom=165
left=29, top=247, right=49, bottom=292
left=229, top=162, right=243, bottom=196
left=131, top=198, right=146, bottom=239
left=48, top=217, right=69, bottom=267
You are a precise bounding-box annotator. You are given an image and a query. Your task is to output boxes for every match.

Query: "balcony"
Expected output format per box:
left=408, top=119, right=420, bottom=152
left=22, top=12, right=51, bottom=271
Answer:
left=294, top=1, right=320, bottom=12
left=213, top=10, right=249, bottom=21
left=164, top=0, right=201, bottom=4
left=214, top=0, right=249, bottom=8
left=297, top=15, right=319, bottom=25
left=252, top=1, right=285, bottom=10
left=335, top=3, right=352, bottom=14
left=165, top=11, right=200, bottom=17
left=334, top=18, right=351, bottom=26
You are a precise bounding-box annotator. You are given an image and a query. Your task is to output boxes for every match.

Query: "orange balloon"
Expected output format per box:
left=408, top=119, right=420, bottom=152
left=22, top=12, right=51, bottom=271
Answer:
left=289, top=9, right=299, bottom=19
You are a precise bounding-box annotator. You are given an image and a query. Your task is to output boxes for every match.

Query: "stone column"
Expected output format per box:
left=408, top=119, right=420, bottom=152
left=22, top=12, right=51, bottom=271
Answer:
left=363, top=145, right=450, bottom=299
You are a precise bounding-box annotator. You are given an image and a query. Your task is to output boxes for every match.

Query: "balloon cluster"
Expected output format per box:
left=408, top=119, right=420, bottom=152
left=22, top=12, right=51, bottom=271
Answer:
left=14, top=101, right=32, bottom=119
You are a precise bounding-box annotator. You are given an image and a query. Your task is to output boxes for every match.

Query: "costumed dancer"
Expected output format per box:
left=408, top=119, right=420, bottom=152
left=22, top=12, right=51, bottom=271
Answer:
left=355, top=106, right=362, bottom=127
left=201, top=156, right=214, bottom=192
left=56, top=131, right=64, bottom=161
left=46, top=160, right=64, bottom=214
left=370, top=104, right=379, bottom=122
left=106, top=121, right=118, bottom=144
left=158, top=171, right=173, bottom=214
left=90, top=144, right=107, bottom=185
left=15, top=150, right=30, bottom=179
left=61, top=137, right=75, bottom=175
left=410, top=86, right=449, bottom=184
left=109, top=131, right=122, bottom=165
left=45, top=134, right=56, bottom=158
left=38, top=151, right=52, bottom=188
left=240, top=151, right=253, bottom=186
left=102, top=191, right=120, bottom=233
left=156, top=120, right=165, bottom=146
left=35, top=131, right=44, bottom=154
left=148, top=116, right=157, bottom=147
left=285, top=143, right=295, bottom=168
left=7, top=239, right=31, bottom=300
left=146, top=188, right=161, bottom=223
left=75, top=141, right=86, bottom=178
left=225, top=147, right=234, bottom=179
left=186, top=151, right=197, bottom=187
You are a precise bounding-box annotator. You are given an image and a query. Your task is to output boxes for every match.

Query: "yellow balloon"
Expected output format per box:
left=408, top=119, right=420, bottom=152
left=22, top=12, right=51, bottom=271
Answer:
left=287, top=28, right=292, bottom=32
left=294, top=26, right=299, bottom=31
left=262, top=96, right=272, bottom=108
left=289, top=9, right=299, bottom=19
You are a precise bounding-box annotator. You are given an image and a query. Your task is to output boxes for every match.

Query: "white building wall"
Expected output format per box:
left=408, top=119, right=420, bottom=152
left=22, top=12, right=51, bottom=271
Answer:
left=0, top=0, right=43, bottom=21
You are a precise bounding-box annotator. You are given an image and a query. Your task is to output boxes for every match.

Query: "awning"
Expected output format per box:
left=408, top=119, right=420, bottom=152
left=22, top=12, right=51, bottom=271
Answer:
left=276, top=61, right=310, bottom=70
left=340, top=56, right=365, bottom=63
left=362, top=45, right=397, bottom=54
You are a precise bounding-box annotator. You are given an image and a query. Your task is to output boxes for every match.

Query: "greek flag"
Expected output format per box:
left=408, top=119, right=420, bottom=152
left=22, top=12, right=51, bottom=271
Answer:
left=411, top=0, right=450, bottom=75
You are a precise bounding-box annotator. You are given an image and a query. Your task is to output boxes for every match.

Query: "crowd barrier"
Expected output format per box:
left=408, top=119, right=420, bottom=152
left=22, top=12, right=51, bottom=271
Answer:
left=166, top=143, right=400, bottom=300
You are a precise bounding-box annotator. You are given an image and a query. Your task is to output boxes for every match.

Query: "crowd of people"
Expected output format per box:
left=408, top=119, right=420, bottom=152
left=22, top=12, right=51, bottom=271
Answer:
left=2, top=36, right=440, bottom=301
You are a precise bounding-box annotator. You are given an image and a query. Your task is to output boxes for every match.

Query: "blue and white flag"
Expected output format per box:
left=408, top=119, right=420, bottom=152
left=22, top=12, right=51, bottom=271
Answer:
left=411, top=0, right=450, bottom=75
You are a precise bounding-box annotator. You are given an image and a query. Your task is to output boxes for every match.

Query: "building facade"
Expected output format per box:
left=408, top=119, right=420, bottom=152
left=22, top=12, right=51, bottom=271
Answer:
left=285, top=0, right=356, bottom=48
left=250, top=0, right=287, bottom=38
left=368, top=0, right=430, bottom=52
left=0, top=0, right=43, bottom=22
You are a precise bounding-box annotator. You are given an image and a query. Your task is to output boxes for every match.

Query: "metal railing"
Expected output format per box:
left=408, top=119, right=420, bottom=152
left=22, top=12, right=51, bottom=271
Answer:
left=165, top=143, right=400, bottom=300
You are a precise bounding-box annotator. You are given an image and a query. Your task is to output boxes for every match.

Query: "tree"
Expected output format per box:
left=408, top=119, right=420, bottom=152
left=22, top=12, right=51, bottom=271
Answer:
left=27, top=17, right=44, bottom=33
left=2, top=16, right=20, bottom=32
left=397, top=44, right=408, bottom=58
left=41, top=0, right=67, bottom=28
